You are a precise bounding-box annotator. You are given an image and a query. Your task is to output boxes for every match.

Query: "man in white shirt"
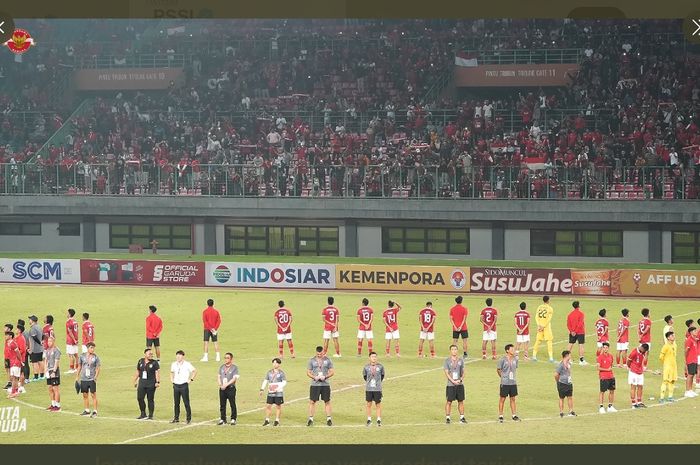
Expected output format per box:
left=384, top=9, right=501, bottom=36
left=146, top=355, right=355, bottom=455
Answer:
left=669, top=149, right=679, bottom=167
left=483, top=100, right=493, bottom=121
left=170, top=350, right=196, bottom=424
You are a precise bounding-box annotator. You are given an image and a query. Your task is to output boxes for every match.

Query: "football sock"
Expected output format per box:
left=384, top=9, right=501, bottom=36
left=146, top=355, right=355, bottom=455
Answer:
left=278, top=341, right=284, bottom=355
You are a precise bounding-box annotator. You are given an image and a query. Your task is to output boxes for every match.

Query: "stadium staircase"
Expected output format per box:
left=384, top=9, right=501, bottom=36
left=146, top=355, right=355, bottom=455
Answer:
left=32, top=98, right=93, bottom=162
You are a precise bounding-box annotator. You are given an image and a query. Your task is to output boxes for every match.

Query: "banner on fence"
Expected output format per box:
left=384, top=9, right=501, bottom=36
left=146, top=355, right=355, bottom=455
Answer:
left=336, top=264, right=470, bottom=292
left=80, top=260, right=205, bottom=286
left=0, top=259, right=81, bottom=283
left=470, top=267, right=573, bottom=295
left=610, top=269, right=700, bottom=298
left=571, top=270, right=613, bottom=296
left=206, top=263, right=336, bottom=289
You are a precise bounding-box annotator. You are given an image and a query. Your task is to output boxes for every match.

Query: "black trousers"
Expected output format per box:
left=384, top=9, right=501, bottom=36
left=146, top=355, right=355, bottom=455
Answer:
left=22, top=355, right=29, bottom=379
left=137, top=384, right=156, bottom=417
left=173, top=383, right=191, bottom=421
left=219, top=386, right=237, bottom=421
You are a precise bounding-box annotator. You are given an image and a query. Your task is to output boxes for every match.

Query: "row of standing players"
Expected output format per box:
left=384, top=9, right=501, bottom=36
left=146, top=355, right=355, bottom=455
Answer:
left=5, top=296, right=700, bottom=424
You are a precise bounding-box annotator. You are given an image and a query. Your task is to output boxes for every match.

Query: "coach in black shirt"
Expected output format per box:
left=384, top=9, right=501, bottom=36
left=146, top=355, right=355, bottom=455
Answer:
left=133, top=348, right=160, bottom=420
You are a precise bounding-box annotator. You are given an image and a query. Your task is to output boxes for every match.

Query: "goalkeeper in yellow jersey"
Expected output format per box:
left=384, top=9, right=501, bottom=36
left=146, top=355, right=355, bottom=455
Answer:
left=532, top=295, right=554, bottom=363
left=658, top=331, right=677, bottom=403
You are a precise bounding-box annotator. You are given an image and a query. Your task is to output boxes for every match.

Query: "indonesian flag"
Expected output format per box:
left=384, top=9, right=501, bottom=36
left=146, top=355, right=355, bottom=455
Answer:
left=455, top=52, right=478, bottom=67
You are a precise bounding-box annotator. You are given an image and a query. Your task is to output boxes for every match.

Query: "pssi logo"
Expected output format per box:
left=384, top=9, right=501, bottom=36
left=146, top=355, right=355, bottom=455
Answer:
left=5, top=29, right=34, bottom=54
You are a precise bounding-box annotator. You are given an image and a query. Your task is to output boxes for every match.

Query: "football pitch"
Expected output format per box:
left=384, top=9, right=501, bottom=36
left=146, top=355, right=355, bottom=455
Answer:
left=1, top=283, right=699, bottom=444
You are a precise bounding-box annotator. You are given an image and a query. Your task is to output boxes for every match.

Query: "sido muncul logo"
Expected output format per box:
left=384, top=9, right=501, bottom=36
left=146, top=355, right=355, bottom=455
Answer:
left=213, top=264, right=232, bottom=284
left=0, top=406, right=27, bottom=433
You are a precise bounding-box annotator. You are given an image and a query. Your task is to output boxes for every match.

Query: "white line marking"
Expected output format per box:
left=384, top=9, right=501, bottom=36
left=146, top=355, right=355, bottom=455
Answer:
left=11, top=398, right=172, bottom=424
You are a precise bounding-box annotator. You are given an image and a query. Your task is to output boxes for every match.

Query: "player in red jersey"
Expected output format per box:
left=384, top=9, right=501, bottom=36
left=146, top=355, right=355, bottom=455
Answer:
left=65, top=309, right=79, bottom=374
left=322, top=296, right=341, bottom=358
left=418, top=302, right=437, bottom=358
left=514, top=302, right=530, bottom=360
left=594, top=309, right=609, bottom=356
left=4, top=331, right=22, bottom=398
left=596, top=342, right=617, bottom=413
left=684, top=327, right=698, bottom=398
left=627, top=343, right=649, bottom=408
left=383, top=301, right=401, bottom=357
left=42, top=315, right=55, bottom=351
left=449, top=296, right=469, bottom=358
left=480, top=298, right=498, bottom=360
left=356, top=298, right=374, bottom=357
left=616, top=309, right=630, bottom=367
left=274, top=301, right=295, bottom=358
left=81, top=313, right=95, bottom=354
left=638, top=308, right=652, bottom=352
left=201, top=298, right=222, bottom=362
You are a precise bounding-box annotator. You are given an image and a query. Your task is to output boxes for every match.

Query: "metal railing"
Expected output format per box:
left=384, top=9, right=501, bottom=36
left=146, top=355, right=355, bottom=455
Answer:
left=73, top=54, right=186, bottom=69
left=0, top=163, right=696, bottom=201
left=461, top=48, right=582, bottom=65
left=120, top=107, right=615, bottom=134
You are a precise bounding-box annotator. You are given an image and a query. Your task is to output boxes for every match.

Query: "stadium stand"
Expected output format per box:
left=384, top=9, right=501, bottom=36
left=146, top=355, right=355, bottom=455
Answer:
left=0, top=19, right=698, bottom=199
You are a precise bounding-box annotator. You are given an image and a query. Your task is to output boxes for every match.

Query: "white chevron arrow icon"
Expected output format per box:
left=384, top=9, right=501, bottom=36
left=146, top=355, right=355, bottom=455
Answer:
left=0, top=21, right=4, bottom=34
left=694, top=19, right=700, bottom=36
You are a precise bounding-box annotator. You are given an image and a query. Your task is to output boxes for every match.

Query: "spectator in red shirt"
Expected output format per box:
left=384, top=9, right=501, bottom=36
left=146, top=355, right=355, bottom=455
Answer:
left=201, top=299, right=222, bottom=362
left=566, top=301, right=587, bottom=365
left=146, top=305, right=163, bottom=361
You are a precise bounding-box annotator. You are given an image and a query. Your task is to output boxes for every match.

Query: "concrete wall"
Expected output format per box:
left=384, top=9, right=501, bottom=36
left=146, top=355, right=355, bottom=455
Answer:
left=0, top=221, right=82, bottom=252
left=0, top=197, right=698, bottom=263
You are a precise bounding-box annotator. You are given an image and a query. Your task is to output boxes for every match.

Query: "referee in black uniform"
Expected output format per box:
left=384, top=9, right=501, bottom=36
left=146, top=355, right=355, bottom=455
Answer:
left=133, top=348, right=160, bottom=420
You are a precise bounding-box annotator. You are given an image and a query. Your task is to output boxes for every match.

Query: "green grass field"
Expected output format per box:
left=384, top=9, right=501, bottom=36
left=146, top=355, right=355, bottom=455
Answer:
left=1, top=284, right=699, bottom=444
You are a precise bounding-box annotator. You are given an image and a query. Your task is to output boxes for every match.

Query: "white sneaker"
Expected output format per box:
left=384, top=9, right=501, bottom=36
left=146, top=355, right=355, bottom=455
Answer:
left=691, top=391, right=699, bottom=398
left=579, top=360, right=588, bottom=366
left=18, top=386, right=26, bottom=394
left=332, top=354, right=341, bottom=358
left=200, top=356, right=208, bottom=362
left=598, top=407, right=606, bottom=414
left=215, top=354, right=220, bottom=362
left=64, top=369, right=75, bottom=374
left=607, top=406, right=617, bottom=413
left=684, top=391, right=695, bottom=398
